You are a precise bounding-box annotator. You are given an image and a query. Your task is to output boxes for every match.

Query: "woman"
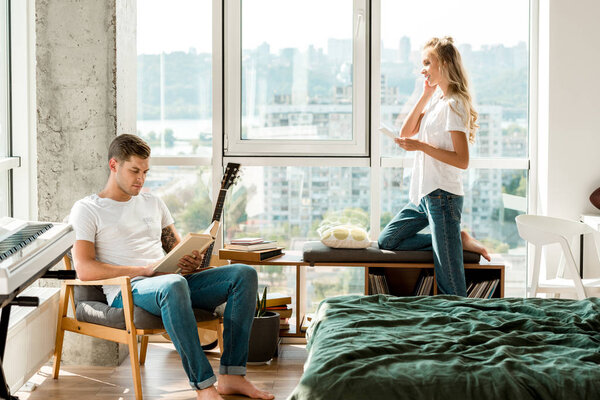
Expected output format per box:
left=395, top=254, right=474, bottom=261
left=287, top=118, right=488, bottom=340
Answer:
left=378, top=36, right=490, bottom=296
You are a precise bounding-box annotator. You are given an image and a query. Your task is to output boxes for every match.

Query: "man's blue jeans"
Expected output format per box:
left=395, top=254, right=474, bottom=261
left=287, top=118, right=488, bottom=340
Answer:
left=112, top=264, right=257, bottom=390
left=378, top=189, right=467, bottom=296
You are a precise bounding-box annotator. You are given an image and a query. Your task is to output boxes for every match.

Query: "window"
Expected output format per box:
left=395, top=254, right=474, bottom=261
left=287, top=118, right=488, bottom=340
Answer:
left=137, top=0, right=533, bottom=302
left=137, top=0, right=213, bottom=158
left=378, top=0, right=530, bottom=296
left=224, top=166, right=369, bottom=315
left=144, top=166, right=213, bottom=237
left=0, top=0, right=12, bottom=217
left=137, top=0, right=215, bottom=230
left=224, top=0, right=369, bottom=156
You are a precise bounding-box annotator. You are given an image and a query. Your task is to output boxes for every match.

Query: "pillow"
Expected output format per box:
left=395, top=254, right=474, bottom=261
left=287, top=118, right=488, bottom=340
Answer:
left=319, top=224, right=371, bottom=249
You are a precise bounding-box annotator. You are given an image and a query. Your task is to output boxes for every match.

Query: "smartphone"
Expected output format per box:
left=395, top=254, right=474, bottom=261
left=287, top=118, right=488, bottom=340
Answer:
left=379, top=123, right=399, bottom=139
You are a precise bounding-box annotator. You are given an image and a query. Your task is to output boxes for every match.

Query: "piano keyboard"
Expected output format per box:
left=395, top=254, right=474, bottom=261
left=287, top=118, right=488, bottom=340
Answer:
left=0, top=223, right=53, bottom=261
left=0, top=218, right=75, bottom=296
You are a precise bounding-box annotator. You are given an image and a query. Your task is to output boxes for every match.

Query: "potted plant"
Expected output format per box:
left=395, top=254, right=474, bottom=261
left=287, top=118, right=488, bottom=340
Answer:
left=247, top=287, right=280, bottom=363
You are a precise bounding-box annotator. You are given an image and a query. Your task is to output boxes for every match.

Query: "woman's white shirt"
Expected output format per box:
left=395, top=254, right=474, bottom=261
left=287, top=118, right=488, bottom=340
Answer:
left=409, top=91, right=469, bottom=205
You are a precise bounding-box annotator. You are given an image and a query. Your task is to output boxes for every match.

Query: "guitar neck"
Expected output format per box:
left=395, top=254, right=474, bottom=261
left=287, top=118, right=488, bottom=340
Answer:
left=211, top=189, right=228, bottom=223
left=200, top=189, right=229, bottom=269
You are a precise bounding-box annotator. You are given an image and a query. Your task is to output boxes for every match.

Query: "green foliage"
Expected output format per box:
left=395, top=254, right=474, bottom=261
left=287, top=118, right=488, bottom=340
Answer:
left=255, top=286, right=268, bottom=317
left=380, top=211, right=394, bottom=231
left=139, top=128, right=176, bottom=148
left=164, top=129, right=175, bottom=147
left=503, top=172, right=527, bottom=197
left=481, top=237, right=510, bottom=254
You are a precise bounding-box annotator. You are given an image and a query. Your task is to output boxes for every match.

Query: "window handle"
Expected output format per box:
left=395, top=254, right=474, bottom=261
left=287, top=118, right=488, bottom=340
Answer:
left=355, top=10, right=364, bottom=38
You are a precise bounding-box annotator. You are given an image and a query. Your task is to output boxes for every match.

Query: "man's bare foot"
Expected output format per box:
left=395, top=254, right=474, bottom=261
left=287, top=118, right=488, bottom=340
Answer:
left=461, top=231, right=491, bottom=262
left=217, top=375, right=274, bottom=399
left=197, top=385, right=224, bottom=400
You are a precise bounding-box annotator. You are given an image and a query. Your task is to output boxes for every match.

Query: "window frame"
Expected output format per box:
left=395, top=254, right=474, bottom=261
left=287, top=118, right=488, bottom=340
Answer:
left=223, top=0, right=369, bottom=157
left=0, top=0, right=15, bottom=217
left=139, top=0, right=536, bottom=298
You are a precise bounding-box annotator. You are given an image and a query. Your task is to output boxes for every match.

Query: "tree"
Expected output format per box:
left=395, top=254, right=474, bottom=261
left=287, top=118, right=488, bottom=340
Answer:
left=164, top=128, right=175, bottom=148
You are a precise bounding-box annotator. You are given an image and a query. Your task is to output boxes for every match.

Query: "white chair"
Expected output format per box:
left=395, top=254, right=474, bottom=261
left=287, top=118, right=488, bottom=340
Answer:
left=516, top=214, right=600, bottom=299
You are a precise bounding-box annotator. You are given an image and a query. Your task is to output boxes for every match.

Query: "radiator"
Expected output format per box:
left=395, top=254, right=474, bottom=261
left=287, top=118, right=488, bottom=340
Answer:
left=4, top=287, right=60, bottom=393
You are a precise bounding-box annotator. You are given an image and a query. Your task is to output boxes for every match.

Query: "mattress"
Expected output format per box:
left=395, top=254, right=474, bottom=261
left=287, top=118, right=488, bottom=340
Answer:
left=288, top=295, right=600, bottom=400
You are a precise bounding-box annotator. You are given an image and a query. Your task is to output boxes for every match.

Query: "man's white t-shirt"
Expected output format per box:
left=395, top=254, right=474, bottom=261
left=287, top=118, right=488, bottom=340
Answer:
left=68, top=193, right=174, bottom=305
left=409, top=91, right=469, bottom=205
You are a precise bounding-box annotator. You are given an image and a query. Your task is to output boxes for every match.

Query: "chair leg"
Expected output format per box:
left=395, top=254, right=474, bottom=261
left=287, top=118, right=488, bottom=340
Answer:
left=217, top=321, right=224, bottom=355
left=127, top=333, right=143, bottom=400
left=139, top=336, right=149, bottom=366
left=530, top=246, right=542, bottom=297
left=52, top=285, right=71, bottom=379
left=121, top=281, right=143, bottom=400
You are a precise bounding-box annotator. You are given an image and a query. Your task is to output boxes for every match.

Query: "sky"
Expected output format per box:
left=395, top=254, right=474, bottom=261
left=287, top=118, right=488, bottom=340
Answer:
left=137, top=0, right=529, bottom=55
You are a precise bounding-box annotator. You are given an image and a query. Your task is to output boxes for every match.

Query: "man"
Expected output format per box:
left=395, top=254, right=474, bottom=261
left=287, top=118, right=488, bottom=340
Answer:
left=69, top=134, right=273, bottom=400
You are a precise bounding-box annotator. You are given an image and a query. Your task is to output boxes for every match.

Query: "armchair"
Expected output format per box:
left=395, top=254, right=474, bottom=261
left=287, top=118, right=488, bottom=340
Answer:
left=52, top=255, right=223, bottom=400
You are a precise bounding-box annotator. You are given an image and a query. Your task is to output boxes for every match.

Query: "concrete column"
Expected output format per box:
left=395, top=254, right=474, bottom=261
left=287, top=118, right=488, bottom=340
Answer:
left=35, top=0, right=134, bottom=365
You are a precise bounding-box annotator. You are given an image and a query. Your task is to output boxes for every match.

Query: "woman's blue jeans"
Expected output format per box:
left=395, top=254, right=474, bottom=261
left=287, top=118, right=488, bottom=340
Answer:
left=112, top=264, right=257, bottom=390
left=378, top=189, right=467, bottom=296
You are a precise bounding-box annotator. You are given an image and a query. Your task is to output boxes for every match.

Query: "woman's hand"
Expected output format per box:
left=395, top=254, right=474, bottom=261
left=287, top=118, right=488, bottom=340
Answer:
left=422, top=78, right=437, bottom=97
left=178, top=250, right=204, bottom=274
left=395, top=137, right=424, bottom=152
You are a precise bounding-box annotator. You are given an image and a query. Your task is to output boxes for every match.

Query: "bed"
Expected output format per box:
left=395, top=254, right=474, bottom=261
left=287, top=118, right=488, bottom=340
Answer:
left=288, top=295, right=600, bottom=400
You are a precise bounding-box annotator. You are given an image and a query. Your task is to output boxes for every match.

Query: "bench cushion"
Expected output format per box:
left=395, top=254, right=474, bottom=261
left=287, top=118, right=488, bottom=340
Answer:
left=302, top=241, right=481, bottom=264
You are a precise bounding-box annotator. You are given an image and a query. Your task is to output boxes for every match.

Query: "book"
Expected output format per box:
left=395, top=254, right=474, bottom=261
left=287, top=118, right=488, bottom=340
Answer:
left=218, top=247, right=284, bottom=262
left=413, top=270, right=433, bottom=296
left=264, top=292, right=292, bottom=308
left=279, top=318, right=290, bottom=330
left=224, top=241, right=277, bottom=251
left=267, top=305, right=293, bottom=319
left=153, top=232, right=214, bottom=274
left=379, top=123, right=399, bottom=140
left=230, top=237, right=264, bottom=244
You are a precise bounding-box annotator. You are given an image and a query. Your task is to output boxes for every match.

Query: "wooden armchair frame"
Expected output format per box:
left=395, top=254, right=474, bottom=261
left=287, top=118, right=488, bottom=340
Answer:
left=52, top=256, right=223, bottom=400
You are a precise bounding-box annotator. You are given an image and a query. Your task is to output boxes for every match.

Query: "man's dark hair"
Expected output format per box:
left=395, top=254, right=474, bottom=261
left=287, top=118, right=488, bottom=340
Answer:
left=108, top=134, right=151, bottom=162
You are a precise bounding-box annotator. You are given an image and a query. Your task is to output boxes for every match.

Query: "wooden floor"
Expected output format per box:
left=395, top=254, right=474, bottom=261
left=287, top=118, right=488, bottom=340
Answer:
left=15, top=343, right=307, bottom=399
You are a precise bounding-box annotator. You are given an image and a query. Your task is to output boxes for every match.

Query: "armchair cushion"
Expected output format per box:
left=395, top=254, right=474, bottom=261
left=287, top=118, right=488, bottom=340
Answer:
left=76, top=300, right=219, bottom=330
left=74, top=284, right=107, bottom=304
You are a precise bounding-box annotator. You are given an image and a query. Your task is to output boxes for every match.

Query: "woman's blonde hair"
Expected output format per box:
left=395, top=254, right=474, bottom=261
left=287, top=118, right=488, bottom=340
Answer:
left=425, top=36, right=478, bottom=143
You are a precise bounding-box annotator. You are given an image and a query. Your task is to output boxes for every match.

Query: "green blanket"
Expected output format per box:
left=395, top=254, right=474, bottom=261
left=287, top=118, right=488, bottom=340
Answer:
left=288, top=295, right=600, bottom=400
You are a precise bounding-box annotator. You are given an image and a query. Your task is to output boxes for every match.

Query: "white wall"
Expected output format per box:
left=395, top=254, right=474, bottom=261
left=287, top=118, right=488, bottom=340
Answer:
left=537, top=0, right=600, bottom=278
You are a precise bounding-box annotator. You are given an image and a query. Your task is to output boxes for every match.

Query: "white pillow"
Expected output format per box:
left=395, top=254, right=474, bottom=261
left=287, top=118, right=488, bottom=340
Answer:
left=319, top=224, right=371, bottom=249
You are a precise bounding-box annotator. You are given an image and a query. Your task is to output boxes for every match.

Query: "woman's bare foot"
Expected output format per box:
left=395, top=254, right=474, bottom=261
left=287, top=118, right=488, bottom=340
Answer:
left=461, top=231, right=491, bottom=262
left=197, top=385, right=224, bottom=400
left=217, top=375, right=274, bottom=399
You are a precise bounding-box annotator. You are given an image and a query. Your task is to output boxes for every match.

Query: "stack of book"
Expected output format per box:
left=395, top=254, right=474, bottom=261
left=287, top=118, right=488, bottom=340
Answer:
left=413, top=270, right=435, bottom=296
left=368, top=272, right=390, bottom=295
left=226, top=237, right=278, bottom=251
left=467, top=278, right=500, bottom=298
left=219, top=237, right=283, bottom=261
left=264, top=292, right=293, bottom=331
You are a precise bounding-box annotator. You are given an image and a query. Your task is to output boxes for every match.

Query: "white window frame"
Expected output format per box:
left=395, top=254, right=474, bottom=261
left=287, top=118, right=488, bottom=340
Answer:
left=223, top=0, right=369, bottom=157
left=0, top=0, right=15, bottom=217
left=6, top=0, right=37, bottom=220
left=138, top=0, right=535, bottom=297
